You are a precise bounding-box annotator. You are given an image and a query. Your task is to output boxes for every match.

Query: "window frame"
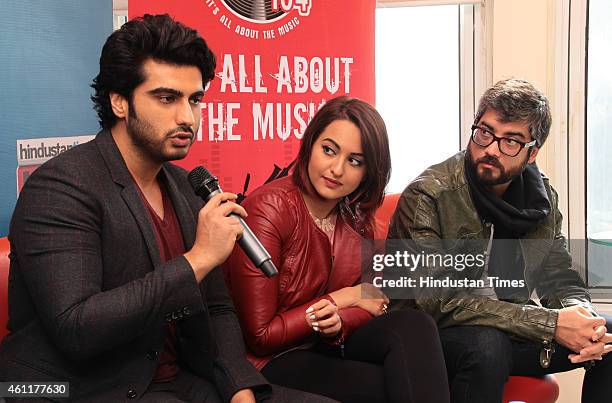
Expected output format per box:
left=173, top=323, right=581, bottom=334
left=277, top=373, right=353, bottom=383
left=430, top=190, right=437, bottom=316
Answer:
left=567, top=0, right=612, bottom=298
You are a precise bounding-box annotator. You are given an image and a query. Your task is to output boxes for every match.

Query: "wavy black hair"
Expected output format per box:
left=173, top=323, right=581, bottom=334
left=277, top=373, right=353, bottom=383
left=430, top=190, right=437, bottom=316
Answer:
left=91, top=14, right=216, bottom=129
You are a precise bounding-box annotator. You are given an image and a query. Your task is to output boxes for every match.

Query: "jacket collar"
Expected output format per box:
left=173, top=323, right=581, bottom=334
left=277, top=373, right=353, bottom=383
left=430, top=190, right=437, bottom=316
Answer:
left=94, top=129, right=196, bottom=266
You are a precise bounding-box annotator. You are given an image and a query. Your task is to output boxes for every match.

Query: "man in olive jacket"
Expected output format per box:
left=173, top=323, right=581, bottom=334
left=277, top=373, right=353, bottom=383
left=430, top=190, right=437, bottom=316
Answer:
left=389, top=79, right=612, bottom=402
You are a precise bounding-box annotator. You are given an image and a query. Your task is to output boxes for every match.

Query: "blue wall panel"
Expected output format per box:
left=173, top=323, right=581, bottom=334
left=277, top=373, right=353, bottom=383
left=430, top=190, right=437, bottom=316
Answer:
left=0, top=1, right=112, bottom=235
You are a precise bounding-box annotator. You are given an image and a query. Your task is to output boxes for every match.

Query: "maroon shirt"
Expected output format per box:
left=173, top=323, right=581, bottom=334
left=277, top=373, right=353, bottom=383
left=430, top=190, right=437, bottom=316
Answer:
left=137, top=183, right=185, bottom=382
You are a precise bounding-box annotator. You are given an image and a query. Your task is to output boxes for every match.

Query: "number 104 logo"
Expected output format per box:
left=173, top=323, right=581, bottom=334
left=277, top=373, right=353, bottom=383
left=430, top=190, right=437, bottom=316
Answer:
left=272, top=0, right=313, bottom=16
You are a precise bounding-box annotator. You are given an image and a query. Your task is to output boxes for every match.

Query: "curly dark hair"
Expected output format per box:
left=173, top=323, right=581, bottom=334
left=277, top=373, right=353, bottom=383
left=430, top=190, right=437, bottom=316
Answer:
left=91, top=14, right=216, bottom=129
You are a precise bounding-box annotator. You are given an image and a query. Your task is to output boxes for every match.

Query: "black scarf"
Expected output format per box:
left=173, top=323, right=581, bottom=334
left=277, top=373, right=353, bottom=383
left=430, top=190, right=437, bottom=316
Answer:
left=465, top=157, right=551, bottom=299
left=465, top=157, right=551, bottom=236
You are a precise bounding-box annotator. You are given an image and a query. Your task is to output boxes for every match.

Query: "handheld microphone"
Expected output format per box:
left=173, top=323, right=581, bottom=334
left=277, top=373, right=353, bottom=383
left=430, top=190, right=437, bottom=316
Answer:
left=188, top=166, right=278, bottom=278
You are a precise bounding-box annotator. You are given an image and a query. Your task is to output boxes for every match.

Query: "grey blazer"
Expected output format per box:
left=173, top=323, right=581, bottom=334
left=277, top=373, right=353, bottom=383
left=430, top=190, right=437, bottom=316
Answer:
left=0, top=130, right=270, bottom=401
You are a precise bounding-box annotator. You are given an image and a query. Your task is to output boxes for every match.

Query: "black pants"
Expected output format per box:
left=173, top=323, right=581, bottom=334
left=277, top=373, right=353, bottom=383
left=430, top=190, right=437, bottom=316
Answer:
left=262, top=309, right=450, bottom=403
left=440, top=315, right=612, bottom=403
left=139, top=368, right=335, bottom=403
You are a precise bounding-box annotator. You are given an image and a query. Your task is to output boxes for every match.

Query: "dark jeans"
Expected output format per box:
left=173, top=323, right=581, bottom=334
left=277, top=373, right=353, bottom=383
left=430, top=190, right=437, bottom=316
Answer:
left=262, top=309, right=450, bottom=403
left=440, top=315, right=612, bottom=403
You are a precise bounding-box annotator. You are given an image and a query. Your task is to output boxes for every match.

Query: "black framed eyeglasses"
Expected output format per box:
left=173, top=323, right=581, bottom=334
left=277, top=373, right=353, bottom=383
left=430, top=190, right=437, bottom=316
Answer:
left=470, top=125, right=537, bottom=157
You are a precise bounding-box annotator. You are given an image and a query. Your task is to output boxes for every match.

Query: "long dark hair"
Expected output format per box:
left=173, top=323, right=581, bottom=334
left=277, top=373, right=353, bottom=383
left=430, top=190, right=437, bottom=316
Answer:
left=293, top=96, right=391, bottom=236
left=91, top=14, right=216, bottom=130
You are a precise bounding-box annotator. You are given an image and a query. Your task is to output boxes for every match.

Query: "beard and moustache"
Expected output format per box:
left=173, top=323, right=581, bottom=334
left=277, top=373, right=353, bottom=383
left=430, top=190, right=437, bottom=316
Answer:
left=466, top=145, right=531, bottom=188
left=126, top=101, right=195, bottom=164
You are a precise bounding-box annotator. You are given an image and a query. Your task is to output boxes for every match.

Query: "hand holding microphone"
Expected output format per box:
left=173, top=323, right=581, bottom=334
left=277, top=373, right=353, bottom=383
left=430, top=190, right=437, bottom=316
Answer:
left=183, top=191, right=246, bottom=282
left=187, top=166, right=278, bottom=279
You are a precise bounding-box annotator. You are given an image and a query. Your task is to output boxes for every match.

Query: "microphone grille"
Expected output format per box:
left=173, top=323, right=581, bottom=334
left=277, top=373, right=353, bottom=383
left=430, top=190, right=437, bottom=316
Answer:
left=188, top=166, right=215, bottom=191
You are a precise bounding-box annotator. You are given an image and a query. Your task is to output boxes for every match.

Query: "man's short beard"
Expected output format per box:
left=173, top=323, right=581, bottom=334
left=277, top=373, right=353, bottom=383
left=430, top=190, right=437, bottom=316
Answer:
left=466, top=146, right=530, bottom=187
left=126, top=100, right=192, bottom=163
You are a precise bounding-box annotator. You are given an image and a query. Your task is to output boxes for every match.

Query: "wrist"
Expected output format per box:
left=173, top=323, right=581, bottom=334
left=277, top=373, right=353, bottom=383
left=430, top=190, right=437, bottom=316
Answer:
left=329, top=286, right=359, bottom=309
left=183, top=249, right=215, bottom=282
left=230, top=388, right=255, bottom=403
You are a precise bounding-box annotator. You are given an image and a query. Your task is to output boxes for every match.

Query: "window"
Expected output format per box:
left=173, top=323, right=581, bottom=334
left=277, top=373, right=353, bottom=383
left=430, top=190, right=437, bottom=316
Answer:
left=375, top=1, right=484, bottom=194
left=586, top=0, right=612, bottom=288
left=376, top=5, right=459, bottom=193
left=568, top=0, right=612, bottom=293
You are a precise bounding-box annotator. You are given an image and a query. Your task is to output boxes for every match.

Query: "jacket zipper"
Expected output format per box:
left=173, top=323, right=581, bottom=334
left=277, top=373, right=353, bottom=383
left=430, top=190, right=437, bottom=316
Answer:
left=540, top=340, right=555, bottom=368
left=322, top=206, right=361, bottom=294
left=483, top=222, right=494, bottom=275
left=517, top=240, right=531, bottom=297
left=321, top=226, right=336, bottom=294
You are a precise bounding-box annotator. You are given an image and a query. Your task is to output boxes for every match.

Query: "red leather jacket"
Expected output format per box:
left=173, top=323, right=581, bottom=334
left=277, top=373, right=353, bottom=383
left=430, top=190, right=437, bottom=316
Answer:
left=224, top=176, right=373, bottom=369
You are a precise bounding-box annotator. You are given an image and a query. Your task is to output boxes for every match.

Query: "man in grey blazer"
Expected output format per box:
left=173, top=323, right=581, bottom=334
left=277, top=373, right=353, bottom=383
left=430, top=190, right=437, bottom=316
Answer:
left=0, top=14, right=331, bottom=403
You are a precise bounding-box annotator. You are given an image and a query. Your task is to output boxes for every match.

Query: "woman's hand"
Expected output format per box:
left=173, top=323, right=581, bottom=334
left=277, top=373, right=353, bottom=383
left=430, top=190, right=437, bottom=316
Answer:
left=354, top=283, right=389, bottom=317
left=305, top=299, right=342, bottom=337
left=356, top=298, right=388, bottom=317
left=328, top=286, right=360, bottom=309
left=328, top=283, right=389, bottom=316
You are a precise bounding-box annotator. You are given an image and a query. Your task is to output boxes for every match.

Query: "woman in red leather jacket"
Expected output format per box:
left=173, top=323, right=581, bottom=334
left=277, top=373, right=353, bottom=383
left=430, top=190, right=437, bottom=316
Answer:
left=224, top=96, right=449, bottom=403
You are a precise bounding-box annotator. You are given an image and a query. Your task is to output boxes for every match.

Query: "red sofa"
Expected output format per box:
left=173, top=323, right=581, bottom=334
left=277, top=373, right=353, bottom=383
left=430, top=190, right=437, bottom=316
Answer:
left=0, top=237, right=9, bottom=341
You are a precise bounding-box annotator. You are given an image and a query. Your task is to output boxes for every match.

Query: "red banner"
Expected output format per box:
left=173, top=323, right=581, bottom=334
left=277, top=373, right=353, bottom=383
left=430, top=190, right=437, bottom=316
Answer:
left=130, top=0, right=375, bottom=197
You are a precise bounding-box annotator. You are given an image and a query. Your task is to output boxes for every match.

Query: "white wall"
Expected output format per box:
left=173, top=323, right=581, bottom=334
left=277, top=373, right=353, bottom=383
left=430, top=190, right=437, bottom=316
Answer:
left=490, top=0, right=570, bottom=225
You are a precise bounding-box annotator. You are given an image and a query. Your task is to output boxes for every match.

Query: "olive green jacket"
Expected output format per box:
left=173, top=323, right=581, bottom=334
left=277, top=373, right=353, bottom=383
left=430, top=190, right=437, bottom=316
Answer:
left=388, top=151, right=595, bottom=342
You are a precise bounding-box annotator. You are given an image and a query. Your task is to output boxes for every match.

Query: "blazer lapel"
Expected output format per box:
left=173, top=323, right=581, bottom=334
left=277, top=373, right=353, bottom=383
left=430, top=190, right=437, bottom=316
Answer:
left=95, top=130, right=162, bottom=268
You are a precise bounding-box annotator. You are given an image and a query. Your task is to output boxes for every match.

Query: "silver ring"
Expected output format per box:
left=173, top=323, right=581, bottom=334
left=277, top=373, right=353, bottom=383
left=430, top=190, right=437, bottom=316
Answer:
left=382, top=304, right=388, bottom=314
